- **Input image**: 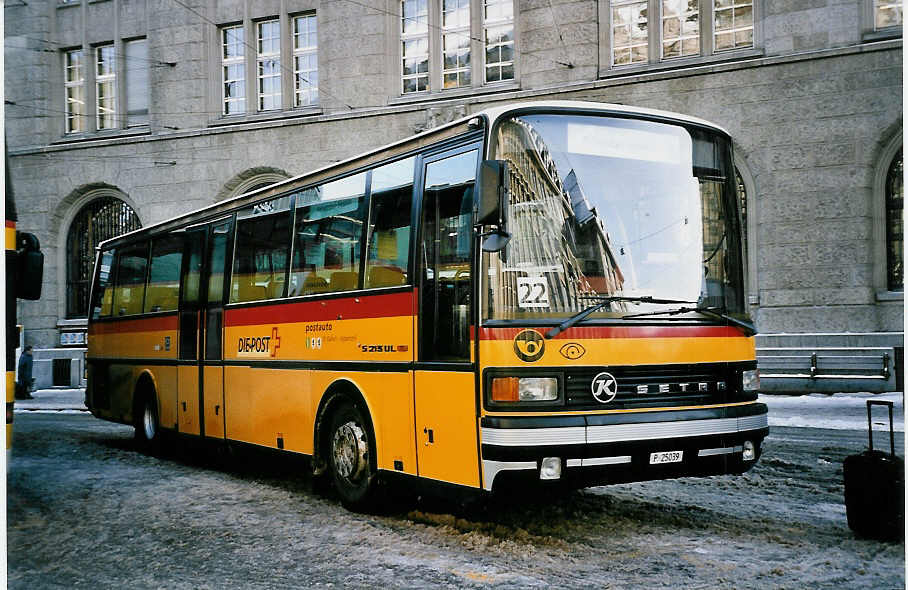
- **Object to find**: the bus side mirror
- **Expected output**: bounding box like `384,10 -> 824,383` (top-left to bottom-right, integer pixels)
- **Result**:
16,232 -> 43,301
477,160 -> 510,252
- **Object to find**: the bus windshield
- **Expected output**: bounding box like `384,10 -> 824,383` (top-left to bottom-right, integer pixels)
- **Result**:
483,113 -> 745,322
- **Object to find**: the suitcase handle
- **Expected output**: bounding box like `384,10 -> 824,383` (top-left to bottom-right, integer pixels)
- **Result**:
867,400 -> 896,457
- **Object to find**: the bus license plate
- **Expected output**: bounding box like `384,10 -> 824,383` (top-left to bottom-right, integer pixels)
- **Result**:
650,451 -> 683,464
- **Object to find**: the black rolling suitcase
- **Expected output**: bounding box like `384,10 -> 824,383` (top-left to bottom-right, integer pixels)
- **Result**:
843,400 -> 904,541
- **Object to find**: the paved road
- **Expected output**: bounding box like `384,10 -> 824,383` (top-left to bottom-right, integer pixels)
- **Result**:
7,393 -> 905,589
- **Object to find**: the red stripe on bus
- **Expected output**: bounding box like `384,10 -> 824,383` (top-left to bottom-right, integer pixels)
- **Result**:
224,290 -> 415,327
478,325 -> 747,340
88,314 -> 179,335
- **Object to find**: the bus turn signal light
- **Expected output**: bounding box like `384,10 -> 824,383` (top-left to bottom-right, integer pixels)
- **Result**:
491,377 -> 558,402
491,377 -> 520,402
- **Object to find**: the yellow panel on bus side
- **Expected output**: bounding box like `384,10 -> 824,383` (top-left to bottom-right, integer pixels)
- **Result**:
414,371 -> 479,488
177,365 -> 200,435
224,366 -> 312,453
309,370 -> 417,476
203,366 -> 225,439
152,365 -> 178,432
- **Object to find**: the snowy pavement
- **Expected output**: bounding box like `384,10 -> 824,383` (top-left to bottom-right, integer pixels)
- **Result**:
8,407 -> 904,588
762,391 -> 904,432
12,388 -> 87,412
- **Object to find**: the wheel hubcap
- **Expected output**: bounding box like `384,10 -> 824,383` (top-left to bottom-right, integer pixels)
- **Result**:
143,403 -> 156,440
332,421 -> 367,481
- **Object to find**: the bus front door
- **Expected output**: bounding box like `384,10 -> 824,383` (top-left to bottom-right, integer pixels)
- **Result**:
413,147 -> 480,489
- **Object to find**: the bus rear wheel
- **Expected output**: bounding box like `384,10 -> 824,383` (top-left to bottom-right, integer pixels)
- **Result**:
134,392 -> 161,453
328,401 -> 377,509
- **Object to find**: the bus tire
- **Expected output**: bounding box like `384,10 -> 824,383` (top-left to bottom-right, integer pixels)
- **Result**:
134,389 -> 161,454
328,400 -> 378,510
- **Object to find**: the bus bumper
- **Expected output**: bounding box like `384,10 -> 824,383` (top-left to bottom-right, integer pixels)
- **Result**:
480,403 -> 768,492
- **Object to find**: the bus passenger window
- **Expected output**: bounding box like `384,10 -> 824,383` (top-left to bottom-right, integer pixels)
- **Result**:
289,173 -> 367,296
112,241 -> 149,316
144,235 -> 183,313
230,196 -> 292,303
91,249 -> 116,319
365,157 -> 414,288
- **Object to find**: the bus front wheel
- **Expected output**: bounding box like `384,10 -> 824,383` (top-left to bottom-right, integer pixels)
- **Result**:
328,401 -> 377,509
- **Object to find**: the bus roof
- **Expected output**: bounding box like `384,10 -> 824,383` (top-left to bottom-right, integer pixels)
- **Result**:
97,100 -> 730,250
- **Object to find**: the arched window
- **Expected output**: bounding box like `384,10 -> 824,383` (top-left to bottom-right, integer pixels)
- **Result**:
886,147 -> 903,291
66,197 -> 142,318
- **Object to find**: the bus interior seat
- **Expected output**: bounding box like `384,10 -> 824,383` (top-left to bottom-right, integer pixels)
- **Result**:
303,273 -> 329,294
144,285 -> 178,312
265,276 -> 284,299
329,271 -> 358,291
238,280 -> 267,302
367,265 -> 406,288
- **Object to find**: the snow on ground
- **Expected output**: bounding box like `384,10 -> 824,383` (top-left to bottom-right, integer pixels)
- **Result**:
761,392 -> 904,432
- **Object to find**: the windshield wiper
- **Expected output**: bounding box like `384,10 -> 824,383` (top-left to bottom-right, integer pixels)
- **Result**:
621,305 -> 756,335
545,295 -> 695,339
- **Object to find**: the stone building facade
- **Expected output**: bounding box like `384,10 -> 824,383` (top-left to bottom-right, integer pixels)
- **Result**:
4,0 -> 903,389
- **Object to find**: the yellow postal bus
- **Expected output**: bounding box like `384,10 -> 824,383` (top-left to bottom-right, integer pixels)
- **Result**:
86,101 -> 767,508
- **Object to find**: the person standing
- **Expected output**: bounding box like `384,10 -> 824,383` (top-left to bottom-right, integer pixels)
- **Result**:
16,345 -> 34,400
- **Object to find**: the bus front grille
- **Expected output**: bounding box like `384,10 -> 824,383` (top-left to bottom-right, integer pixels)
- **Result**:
564,363 -> 738,410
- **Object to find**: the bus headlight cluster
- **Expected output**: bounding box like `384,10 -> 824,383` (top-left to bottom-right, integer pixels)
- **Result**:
491,377 -> 558,402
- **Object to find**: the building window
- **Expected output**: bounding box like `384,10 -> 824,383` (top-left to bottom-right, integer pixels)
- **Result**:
606,0 -> 755,69
611,1 -> 649,66
401,0 -> 430,93
66,196 -> 142,318
257,19 -> 282,111
125,39 -> 149,127
95,45 -> 117,129
886,148 -> 903,292
400,0 -> 515,95
714,0 -> 753,51
483,0 -> 515,83
64,49 -> 85,134
221,25 -> 245,115
293,14 -> 318,106
875,0 -> 903,29
442,0 -> 471,88
662,0 -> 700,58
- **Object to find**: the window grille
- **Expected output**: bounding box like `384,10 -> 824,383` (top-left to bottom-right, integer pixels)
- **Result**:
66,197 -> 142,318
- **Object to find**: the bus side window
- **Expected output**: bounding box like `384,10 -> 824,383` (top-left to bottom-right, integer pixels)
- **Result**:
91,249 -> 116,319
112,241 -> 149,316
365,157 -> 414,289
230,197 -> 293,303
290,173 -> 367,296
144,234 -> 183,313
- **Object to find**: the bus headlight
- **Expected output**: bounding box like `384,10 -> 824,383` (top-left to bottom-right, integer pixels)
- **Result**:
491,377 -> 558,402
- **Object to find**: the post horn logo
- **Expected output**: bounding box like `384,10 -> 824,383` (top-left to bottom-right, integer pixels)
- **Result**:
513,329 -> 545,362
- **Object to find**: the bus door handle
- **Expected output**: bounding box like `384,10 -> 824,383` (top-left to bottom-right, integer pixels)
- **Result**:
423,427 -> 434,445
